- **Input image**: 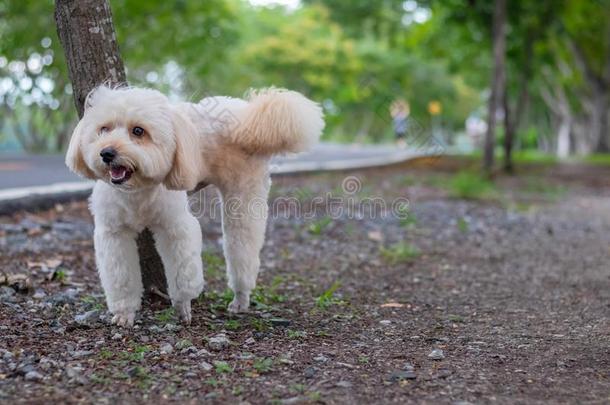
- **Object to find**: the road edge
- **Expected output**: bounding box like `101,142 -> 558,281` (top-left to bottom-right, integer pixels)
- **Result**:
0,150 -> 435,215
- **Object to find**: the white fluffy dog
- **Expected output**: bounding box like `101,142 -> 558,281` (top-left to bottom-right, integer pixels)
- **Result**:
65,85 -> 324,326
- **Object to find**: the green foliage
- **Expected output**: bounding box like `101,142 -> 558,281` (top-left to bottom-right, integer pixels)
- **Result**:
202,251 -> 225,280
449,171 -> 495,200
253,357 -> 273,373
287,330 -> 306,339
2,0 -> 608,155
307,216 -> 333,235
580,153 -> 610,166
315,281 -> 344,309
224,319 -> 241,330
155,307 -> 175,323
380,242 -> 420,264
457,217 -> 469,233
213,361 -> 234,374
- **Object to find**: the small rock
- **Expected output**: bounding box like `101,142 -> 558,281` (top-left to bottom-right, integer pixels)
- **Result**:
195,348 -> 212,357
336,380 -> 352,388
175,339 -> 193,350
17,364 -> 37,375
48,288 -> 79,305
65,366 -> 87,384
111,333 -> 122,341
199,361 -> 213,371
181,346 -> 197,355
428,349 -> 445,360
239,352 -> 255,360
379,320 -> 392,325
313,355 -> 328,363
39,357 -> 56,371
160,343 -> 173,354
163,323 -> 181,332
24,371 -> 43,382
303,366 -> 317,378
32,289 -> 47,299
208,334 -> 231,351
0,286 -> 16,300
270,318 -> 291,327
74,310 -> 100,326
244,337 -> 256,345
70,350 -> 93,358
388,370 -> 417,382
280,397 -> 308,405
367,230 -> 384,242
148,325 -> 163,333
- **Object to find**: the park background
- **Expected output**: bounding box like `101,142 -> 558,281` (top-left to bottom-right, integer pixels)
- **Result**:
2,0 -> 610,170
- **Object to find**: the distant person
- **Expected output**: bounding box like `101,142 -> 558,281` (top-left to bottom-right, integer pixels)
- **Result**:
390,99 -> 409,148
465,114 -> 487,147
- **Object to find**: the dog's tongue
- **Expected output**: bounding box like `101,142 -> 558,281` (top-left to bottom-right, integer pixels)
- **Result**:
110,166 -> 127,180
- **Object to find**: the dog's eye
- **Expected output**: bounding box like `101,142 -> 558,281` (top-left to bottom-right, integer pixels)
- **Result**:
100,126 -> 109,134
132,126 -> 144,137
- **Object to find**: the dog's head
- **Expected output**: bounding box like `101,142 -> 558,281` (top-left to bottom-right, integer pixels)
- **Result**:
65,85 -> 200,191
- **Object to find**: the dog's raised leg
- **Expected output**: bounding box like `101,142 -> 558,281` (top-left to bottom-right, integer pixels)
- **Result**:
94,228 -> 143,327
152,213 -> 204,325
219,174 -> 270,313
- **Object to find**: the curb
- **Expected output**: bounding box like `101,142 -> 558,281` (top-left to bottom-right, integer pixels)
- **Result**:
0,149 -> 432,215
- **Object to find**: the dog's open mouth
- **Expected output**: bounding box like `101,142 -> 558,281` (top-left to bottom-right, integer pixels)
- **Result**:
109,165 -> 133,185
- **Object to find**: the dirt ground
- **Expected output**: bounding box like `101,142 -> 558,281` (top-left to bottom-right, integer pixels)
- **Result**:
0,157 -> 609,404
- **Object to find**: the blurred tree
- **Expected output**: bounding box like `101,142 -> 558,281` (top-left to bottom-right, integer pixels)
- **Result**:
483,0 -> 506,173
0,0 -> 238,151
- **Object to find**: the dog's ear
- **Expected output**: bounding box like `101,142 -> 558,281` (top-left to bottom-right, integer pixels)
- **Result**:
65,119 -> 96,179
164,107 -> 201,191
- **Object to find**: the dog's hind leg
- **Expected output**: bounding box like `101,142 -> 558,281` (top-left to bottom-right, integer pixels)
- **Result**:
94,227 -> 143,327
219,172 -> 270,313
152,212 -> 204,325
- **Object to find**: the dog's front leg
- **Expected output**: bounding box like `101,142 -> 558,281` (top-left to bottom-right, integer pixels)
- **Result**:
152,214 -> 204,325
219,174 -> 270,313
94,227 -> 143,327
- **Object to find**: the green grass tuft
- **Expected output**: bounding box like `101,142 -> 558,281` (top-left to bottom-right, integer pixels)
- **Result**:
315,281 -> 344,310
380,242 -> 420,264
449,171 -> 495,199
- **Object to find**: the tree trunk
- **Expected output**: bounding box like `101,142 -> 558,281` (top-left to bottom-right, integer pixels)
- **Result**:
483,0 -> 507,174
557,117 -> 571,158
503,35 -> 533,173
593,90 -> 610,153
55,0 -> 167,294
502,91 -> 514,173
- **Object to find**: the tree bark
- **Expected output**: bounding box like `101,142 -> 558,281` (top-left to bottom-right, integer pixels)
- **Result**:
503,35 -> 532,173
484,0 -> 507,173
55,0 -> 167,294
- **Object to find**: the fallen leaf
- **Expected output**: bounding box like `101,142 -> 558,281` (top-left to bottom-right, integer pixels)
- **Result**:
381,302 -> 404,308
27,258 -> 62,272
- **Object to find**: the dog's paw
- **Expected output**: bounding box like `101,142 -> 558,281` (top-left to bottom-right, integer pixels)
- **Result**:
111,311 -> 136,328
228,292 -> 250,313
174,300 -> 192,325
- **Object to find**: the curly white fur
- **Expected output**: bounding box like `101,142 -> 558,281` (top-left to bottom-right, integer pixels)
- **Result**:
65,85 -> 324,326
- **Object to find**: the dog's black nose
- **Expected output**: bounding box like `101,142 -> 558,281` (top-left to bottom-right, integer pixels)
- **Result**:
100,147 -> 117,163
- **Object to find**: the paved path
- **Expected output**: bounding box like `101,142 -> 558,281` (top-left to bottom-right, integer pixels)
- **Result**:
0,143 -> 415,191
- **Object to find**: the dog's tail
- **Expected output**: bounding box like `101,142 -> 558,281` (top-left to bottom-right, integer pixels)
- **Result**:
228,88 -> 324,155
